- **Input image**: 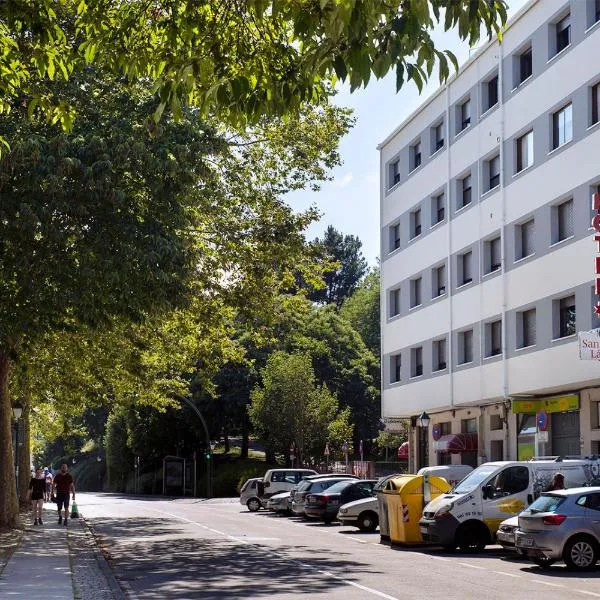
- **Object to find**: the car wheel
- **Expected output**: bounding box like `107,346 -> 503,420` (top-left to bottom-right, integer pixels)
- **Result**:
247,498 -> 261,512
357,512 -> 378,532
457,523 -> 487,553
563,535 -> 599,570
533,557 -> 555,569
323,517 -> 334,524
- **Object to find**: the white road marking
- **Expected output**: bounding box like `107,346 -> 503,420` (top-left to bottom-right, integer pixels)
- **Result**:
458,562 -> 485,570
144,506 -> 401,600
531,580 -> 564,588
492,571 -> 521,578
575,590 -> 600,598
428,555 -> 451,562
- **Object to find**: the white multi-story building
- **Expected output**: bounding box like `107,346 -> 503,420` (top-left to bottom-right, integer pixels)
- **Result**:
379,0 -> 600,470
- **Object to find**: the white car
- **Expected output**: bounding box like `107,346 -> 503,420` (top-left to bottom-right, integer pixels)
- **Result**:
337,497 -> 379,531
267,491 -> 292,514
239,477 -> 265,512
496,516 -> 520,552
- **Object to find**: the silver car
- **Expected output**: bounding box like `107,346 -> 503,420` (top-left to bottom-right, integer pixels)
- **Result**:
515,487 -> 600,569
496,515 -> 520,552
267,491 -> 292,514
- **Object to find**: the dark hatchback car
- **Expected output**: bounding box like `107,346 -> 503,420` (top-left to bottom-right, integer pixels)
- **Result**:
305,480 -> 377,523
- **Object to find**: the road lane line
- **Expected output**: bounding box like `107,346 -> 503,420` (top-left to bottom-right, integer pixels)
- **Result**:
458,562 -> 485,570
575,590 -> 600,598
428,556 -> 451,561
531,580 -> 564,588
145,507 -> 401,600
492,571 -> 521,578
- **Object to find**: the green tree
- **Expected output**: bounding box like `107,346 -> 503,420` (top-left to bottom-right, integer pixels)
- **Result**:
248,351 -> 352,465
0,1 -> 507,146
340,266 -> 380,358
307,226 -> 368,308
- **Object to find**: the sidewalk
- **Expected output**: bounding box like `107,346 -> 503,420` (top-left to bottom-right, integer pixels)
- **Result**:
0,504 -> 123,599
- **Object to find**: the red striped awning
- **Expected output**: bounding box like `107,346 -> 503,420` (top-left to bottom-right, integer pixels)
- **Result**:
434,433 -> 478,454
397,441 -> 409,459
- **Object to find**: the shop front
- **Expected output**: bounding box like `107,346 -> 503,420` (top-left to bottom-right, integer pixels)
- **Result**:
513,394 -> 581,459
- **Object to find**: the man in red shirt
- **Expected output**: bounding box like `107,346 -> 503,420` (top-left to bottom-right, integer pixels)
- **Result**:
53,463 -> 76,526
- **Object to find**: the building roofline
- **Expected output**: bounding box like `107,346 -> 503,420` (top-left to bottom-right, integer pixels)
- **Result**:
377,0 -> 538,151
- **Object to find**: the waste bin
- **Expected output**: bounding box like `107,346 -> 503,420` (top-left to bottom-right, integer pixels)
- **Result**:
376,474 -> 402,540
383,474 -> 451,544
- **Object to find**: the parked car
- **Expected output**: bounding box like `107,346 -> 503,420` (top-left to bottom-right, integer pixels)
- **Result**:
260,469 -> 317,499
496,516 -> 520,552
267,491 -> 292,514
515,487 -> 600,569
305,479 -> 377,523
239,477 -> 264,512
291,476 -> 357,516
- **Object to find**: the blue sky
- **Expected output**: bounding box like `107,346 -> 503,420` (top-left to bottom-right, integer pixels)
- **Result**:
287,1 -> 527,266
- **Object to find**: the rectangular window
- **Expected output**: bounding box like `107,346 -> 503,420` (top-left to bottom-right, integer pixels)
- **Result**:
486,236 -> 501,273
519,47 -> 532,84
490,414 -> 503,431
592,83 -> 600,126
391,354 -> 401,383
390,288 -> 401,317
460,174 -> 472,209
433,339 -> 447,371
431,193 -> 445,225
556,14 -> 571,54
433,264 -> 446,297
552,103 -> 573,149
390,223 -> 401,252
516,130 -> 533,172
487,76 -> 498,110
434,122 -> 444,152
460,250 -> 472,285
460,330 -> 473,364
411,141 -> 422,170
460,99 -> 471,131
411,277 -> 422,308
558,295 -> 576,338
555,198 -> 574,242
487,319 -> 502,357
517,219 -> 535,259
411,208 -> 421,238
462,417 -> 477,434
389,160 -> 400,187
488,155 -> 500,190
519,308 -> 536,348
412,347 -> 423,377
597,0 -> 600,24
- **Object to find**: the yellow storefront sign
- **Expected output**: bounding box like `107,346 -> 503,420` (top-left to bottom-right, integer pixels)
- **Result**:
512,394 -> 579,414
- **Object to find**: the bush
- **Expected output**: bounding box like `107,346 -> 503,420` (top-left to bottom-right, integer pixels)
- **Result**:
196,457 -> 277,497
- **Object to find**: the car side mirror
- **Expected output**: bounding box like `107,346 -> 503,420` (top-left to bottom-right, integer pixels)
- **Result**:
482,485 -> 491,500
264,481 -> 270,488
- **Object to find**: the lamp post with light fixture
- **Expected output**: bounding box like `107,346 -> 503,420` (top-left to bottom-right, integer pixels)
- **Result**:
11,402 -> 23,493
416,411 -> 430,469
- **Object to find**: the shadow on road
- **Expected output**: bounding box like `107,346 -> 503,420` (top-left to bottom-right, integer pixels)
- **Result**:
90,517 -> 384,599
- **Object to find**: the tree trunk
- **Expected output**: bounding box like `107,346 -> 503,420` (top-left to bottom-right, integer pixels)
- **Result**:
0,348 -> 19,527
240,417 -> 249,459
223,433 -> 230,454
18,402 -> 31,508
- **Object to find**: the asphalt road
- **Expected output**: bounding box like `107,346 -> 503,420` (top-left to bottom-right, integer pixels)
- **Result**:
78,493 -> 600,600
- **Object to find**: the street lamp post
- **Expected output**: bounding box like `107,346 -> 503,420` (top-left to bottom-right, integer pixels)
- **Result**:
416,411 -> 431,469
11,402 -> 23,493
341,441 -> 348,474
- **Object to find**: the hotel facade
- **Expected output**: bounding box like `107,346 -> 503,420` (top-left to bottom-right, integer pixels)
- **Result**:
379,0 -> 600,470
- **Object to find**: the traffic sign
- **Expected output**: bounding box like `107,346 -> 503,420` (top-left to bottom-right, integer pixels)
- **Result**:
537,409 -> 548,432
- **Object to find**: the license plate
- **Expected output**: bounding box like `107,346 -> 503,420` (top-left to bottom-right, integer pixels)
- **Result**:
517,537 -> 534,548
420,526 -> 428,534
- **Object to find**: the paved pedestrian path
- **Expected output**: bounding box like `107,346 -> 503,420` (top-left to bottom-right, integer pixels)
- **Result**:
0,506 -> 74,599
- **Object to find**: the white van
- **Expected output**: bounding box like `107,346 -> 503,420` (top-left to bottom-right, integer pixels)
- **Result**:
338,465 -> 473,532
419,457 -> 600,551
260,469 -> 317,498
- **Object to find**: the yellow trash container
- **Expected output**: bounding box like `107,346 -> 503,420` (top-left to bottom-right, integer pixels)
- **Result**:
376,474 -> 403,540
383,475 -> 451,544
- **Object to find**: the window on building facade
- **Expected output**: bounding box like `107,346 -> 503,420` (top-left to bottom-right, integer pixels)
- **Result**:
555,14 -> 571,54
596,0 -> 600,24
389,159 -> 400,187
554,198 -> 574,243
557,295 -> 576,338
462,417 -> 477,434
519,308 -> 536,348
459,250 -> 473,286
433,122 -> 444,152
390,288 -> 401,317
460,174 -> 472,209
487,75 -> 498,111
433,338 -> 447,371
412,346 -> 423,377
390,223 -> 401,252
410,277 -> 422,308
517,218 -> 535,259
516,130 -> 533,172
431,192 -> 445,226
488,155 -> 500,190
411,207 -> 422,238
490,414 -> 503,431
485,236 -> 501,274
592,82 -> 600,126
433,264 -> 446,297
487,319 -> 502,357
411,140 -> 422,171
518,46 -> 533,85
459,329 -> 474,364
552,103 -> 573,149
460,98 -> 471,132
391,354 -> 401,383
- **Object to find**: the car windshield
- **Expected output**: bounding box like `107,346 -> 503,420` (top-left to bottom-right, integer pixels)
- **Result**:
527,494 -> 565,514
453,466 -> 498,494
323,480 -> 353,494
296,480 -> 312,492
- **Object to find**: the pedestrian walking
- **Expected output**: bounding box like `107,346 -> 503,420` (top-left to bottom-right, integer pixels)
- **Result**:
53,463 -> 76,526
28,467 -> 46,525
44,467 -> 53,502
548,472 -> 566,491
